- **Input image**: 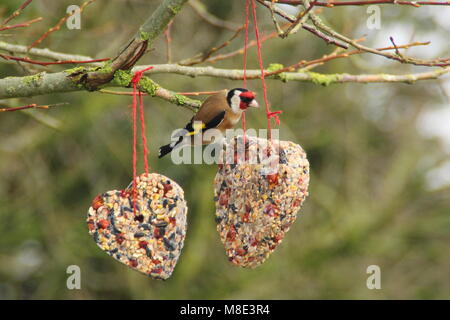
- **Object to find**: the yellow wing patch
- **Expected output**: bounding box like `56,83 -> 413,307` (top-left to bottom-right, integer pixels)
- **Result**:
185,122 -> 206,136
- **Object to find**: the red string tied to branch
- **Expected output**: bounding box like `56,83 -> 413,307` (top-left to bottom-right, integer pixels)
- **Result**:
130,66 -> 154,214
131,66 -> 154,86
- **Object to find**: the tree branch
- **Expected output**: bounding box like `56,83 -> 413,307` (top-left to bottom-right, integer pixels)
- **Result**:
1,0 -> 448,113
0,41 -> 103,64
140,64 -> 450,83
278,0 -> 450,7
256,0 -> 349,48
1,65 -> 447,104
81,0 -> 190,89
0,69 -> 201,111
308,13 -> 450,67
258,1 -> 450,67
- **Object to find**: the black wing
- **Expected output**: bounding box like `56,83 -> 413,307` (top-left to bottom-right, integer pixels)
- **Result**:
184,111 -> 226,134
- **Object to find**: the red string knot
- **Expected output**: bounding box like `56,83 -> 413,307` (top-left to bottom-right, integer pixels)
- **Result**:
267,110 -> 283,125
131,66 -> 154,87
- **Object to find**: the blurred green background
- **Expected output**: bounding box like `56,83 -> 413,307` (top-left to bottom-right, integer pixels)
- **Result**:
0,0 -> 449,299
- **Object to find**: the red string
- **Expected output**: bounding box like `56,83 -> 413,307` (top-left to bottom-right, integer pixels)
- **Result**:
250,0 -> 283,141
130,66 -> 154,214
243,0 -> 250,89
241,0 -> 250,148
138,91 -> 149,175
131,87 -> 138,213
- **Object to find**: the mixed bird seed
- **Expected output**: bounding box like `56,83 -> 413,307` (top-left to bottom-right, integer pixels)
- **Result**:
214,136 -> 310,268
87,173 -> 188,280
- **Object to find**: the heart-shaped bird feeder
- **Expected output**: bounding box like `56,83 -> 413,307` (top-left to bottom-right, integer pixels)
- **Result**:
214,136 -> 309,268
87,173 -> 188,280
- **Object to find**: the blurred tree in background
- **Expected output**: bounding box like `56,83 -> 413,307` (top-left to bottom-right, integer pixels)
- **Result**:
0,0 -> 449,299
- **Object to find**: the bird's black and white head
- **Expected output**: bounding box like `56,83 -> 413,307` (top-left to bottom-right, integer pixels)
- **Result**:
227,88 -> 259,114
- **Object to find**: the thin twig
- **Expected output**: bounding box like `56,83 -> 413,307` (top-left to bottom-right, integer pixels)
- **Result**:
265,41 -> 432,77
0,41 -> 100,63
0,17 -> 42,32
178,25 -> 245,66
28,0 -> 97,50
164,21 -> 173,63
0,53 -> 110,66
189,0 -> 241,31
280,0 -> 315,38
309,13 -> 450,67
201,26 -> 287,65
278,0 -> 450,7
1,0 -> 33,26
390,36 -> 402,57
256,0 -> 349,48
0,102 -> 68,112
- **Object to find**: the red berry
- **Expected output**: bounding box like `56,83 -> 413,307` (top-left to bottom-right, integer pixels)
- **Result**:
97,219 -> 109,229
138,241 -> 148,249
267,173 -> 279,185
91,195 -> 104,210
116,233 -> 125,244
273,234 -> 283,243
219,193 -> 229,207
163,183 -> 173,195
226,227 -> 236,241
129,259 -> 138,268
154,228 -> 164,239
87,220 -> 95,231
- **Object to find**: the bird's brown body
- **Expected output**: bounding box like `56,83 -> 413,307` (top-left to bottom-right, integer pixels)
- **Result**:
159,88 -> 258,158
193,90 -> 242,134
190,90 -> 242,144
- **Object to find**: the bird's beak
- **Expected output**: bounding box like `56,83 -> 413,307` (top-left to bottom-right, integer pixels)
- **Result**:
249,99 -> 259,108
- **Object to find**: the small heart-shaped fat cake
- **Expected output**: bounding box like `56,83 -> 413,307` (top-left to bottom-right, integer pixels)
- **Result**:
87,173 -> 188,280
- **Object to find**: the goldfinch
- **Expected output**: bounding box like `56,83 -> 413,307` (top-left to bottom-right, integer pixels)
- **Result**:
158,88 -> 259,158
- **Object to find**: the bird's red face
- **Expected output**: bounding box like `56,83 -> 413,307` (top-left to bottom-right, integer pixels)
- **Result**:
227,88 -> 259,113
239,90 -> 259,110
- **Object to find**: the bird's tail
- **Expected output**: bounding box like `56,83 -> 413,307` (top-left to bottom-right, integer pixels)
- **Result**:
158,136 -> 184,158
158,143 -> 174,158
